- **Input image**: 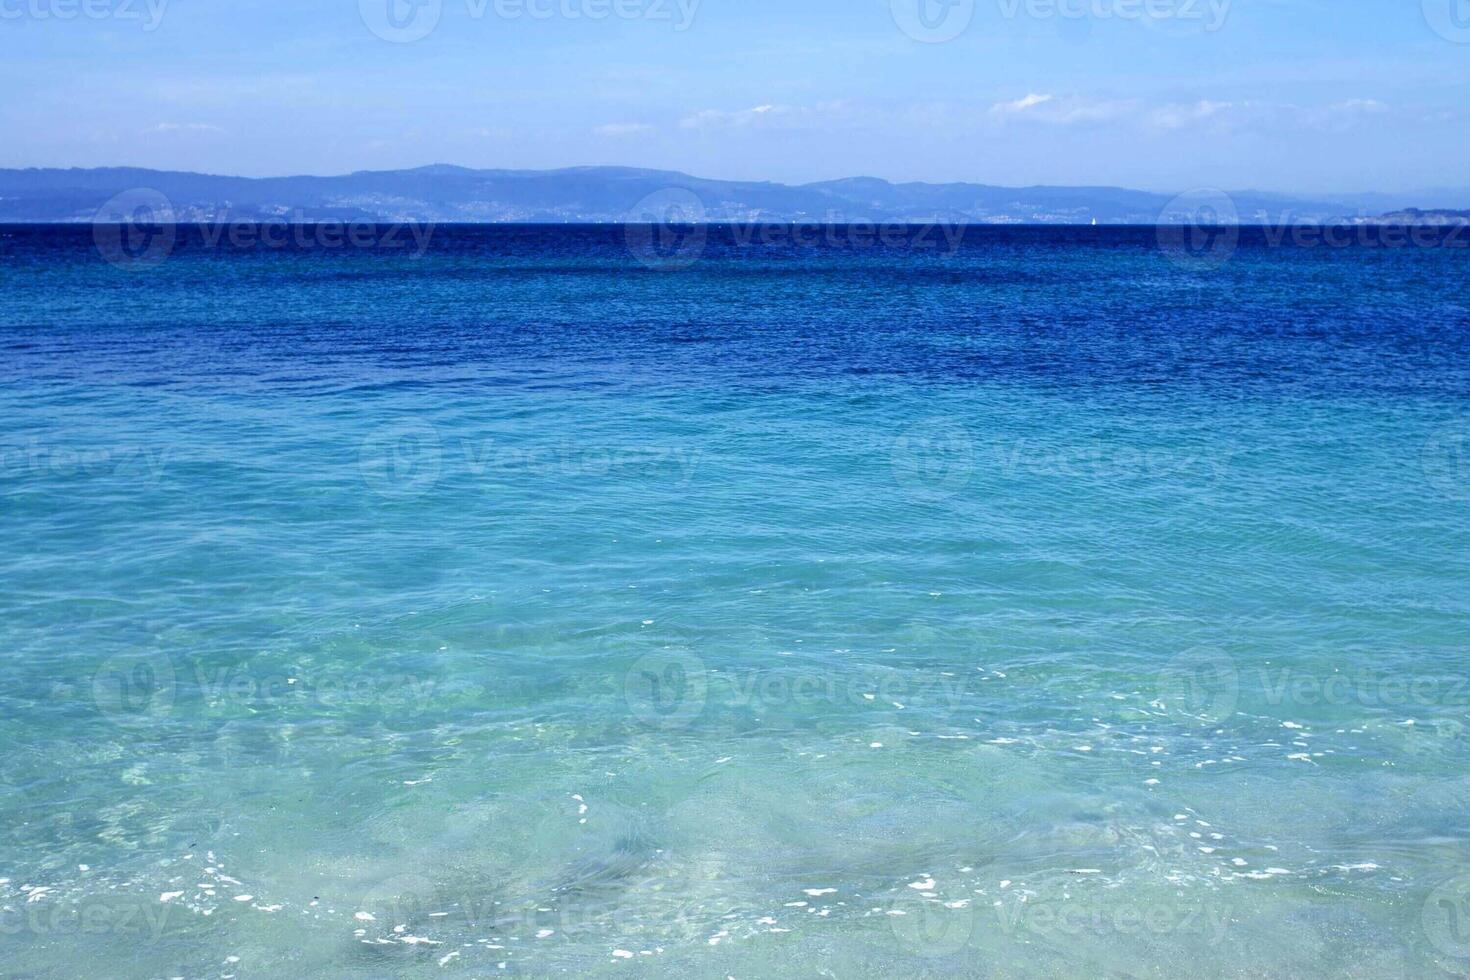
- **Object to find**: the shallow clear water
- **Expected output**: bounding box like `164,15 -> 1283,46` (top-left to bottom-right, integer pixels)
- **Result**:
2,225 -> 1469,978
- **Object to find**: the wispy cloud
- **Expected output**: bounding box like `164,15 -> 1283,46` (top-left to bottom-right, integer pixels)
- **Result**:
1147,100 -> 1234,130
680,104 -> 788,129
990,93 -> 1055,116
989,94 -> 1137,124
986,95 -> 1391,133
148,122 -> 224,134
593,123 -> 655,137
678,101 -> 866,133
1328,99 -> 1386,114
670,95 -> 1397,146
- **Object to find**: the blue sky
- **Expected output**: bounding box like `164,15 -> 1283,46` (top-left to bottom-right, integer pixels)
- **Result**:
2,0 -> 1468,193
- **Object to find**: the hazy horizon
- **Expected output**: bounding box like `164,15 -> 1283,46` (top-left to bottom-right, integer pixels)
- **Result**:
7,160 -> 1470,202
4,1 -> 1469,195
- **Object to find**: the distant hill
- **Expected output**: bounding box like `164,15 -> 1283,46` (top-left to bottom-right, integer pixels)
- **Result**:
0,165 -> 1443,224
1361,208 -> 1470,225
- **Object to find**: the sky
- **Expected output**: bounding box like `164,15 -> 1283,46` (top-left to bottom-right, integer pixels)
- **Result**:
2,0 -> 1468,194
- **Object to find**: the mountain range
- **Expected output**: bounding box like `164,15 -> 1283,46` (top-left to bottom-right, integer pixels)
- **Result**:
1,165 -> 1466,224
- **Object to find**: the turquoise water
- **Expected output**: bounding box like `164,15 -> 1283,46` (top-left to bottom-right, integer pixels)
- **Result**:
3,225 -> 1470,977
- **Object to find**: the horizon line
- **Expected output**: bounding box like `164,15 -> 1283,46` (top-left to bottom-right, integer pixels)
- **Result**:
4,162 -> 1464,202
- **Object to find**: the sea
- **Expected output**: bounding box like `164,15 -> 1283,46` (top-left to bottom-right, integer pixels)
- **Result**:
1,222 -> 1468,978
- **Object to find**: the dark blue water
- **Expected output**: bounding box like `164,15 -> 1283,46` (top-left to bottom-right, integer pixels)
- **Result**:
4,224 -> 1468,397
